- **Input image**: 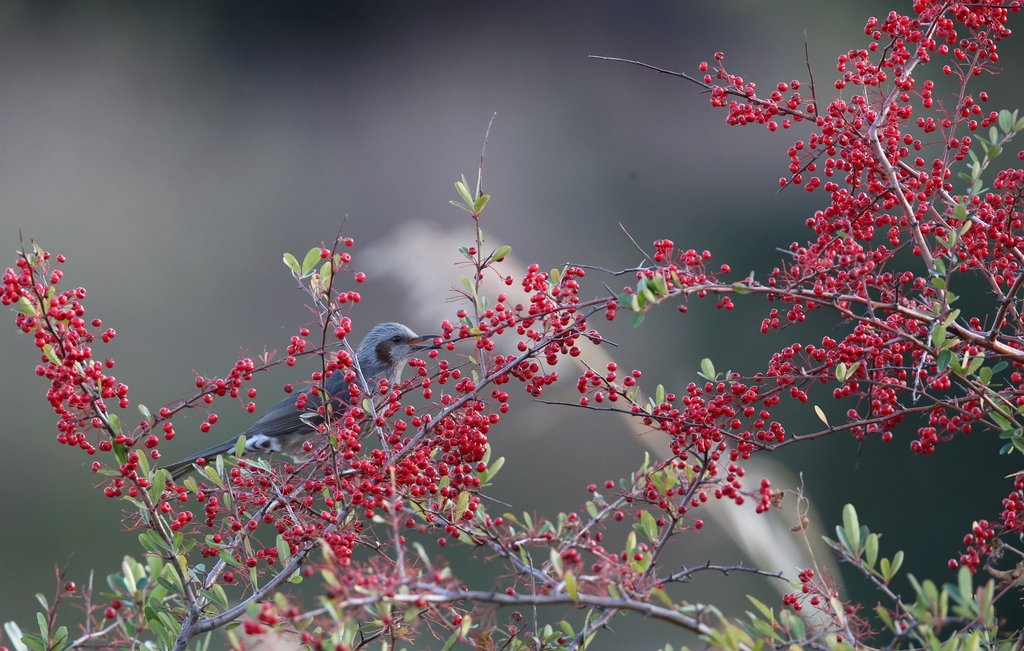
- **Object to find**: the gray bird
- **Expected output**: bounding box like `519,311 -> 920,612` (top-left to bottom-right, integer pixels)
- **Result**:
165,322 -> 439,479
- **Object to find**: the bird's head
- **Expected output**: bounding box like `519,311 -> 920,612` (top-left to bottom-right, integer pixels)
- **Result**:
356,322 -> 441,383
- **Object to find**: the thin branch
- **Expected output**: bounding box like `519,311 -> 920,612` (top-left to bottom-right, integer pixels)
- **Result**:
299,586 -> 753,651
990,271 -> 1024,343
619,223 -> 655,266
667,560 -> 788,583
804,30 -> 819,119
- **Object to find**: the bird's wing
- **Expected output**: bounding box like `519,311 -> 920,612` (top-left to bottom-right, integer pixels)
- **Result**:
239,383 -> 355,440
238,393 -> 318,440
165,393 -> 314,479
166,382 -> 355,480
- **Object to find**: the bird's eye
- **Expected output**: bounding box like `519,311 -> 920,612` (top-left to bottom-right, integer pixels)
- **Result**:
391,335 -> 403,343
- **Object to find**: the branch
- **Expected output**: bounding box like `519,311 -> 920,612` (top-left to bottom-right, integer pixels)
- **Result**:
301,585 -> 750,651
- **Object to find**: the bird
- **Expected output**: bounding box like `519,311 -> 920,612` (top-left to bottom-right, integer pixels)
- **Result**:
165,322 -> 440,480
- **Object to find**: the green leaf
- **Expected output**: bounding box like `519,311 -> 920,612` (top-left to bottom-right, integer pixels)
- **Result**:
786,609 -> 806,639
931,324 -> 947,348
953,204 -> 967,221
889,550 -> 904,577
747,595 -> 774,621
651,272 -> 669,296
473,194 -> 490,213
455,180 -> 474,207
235,435 -> 246,459
3,622 -> 28,651
966,353 -> 985,375
319,260 -> 333,291
157,611 -> 181,636
864,533 -> 879,570
123,496 -> 148,511
629,311 -> 645,328
14,296 -> 38,316
449,200 -> 472,213
521,511 -> 533,530
731,281 -> 750,294
987,144 -> 1003,159
655,384 -> 666,405
637,510 -> 658,541
440,630 -> 459,651
19,635 -> 45,651
52,626 -> 68,651
979,366 -> 993,385
138,532 -> 159,554
565,570 -> 578,603
747,619 -> 781,643
835,362 -> 848,383
493,245 -> 511,261
204,465 -> 224,489
36,612 -> 48,641
150,469 -> 169,504
276,534 -> 292,565
700,358 -> 716,381
992,410 -> 1013,430
814,405 -> 829,428
649,471 -> 666,497
460,275 -> 475,295
455,491 -> 470,521
146,529 -> 172,553
957,565 -> 973,605
199,587 -> 229,611
282,252 -> 300,275
875,605 -> 896,631
842,504 -> 861,555
301,248 -> 322,276
999,109 -> 1014,133
412,541 -> 431,567
479,456 -> 504,484
998,427 -> 1023,446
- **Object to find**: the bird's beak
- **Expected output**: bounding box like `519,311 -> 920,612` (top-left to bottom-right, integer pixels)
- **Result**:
409,334 -> 444,351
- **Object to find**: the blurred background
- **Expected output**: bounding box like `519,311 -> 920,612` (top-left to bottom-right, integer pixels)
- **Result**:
2,0 -> 1023,647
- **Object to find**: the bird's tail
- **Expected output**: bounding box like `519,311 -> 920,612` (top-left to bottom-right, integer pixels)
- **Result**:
164,437 -> 242,481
